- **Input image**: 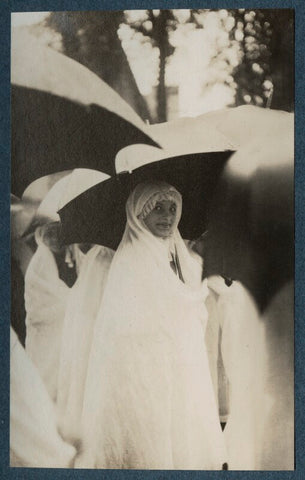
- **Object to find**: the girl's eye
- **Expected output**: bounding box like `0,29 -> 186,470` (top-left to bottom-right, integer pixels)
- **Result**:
155,205 -> 162,211
170,206 -> 176,213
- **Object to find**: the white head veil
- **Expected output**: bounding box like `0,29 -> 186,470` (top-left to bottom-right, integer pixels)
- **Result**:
114,181 -> 204,291
77,182 -> 226,469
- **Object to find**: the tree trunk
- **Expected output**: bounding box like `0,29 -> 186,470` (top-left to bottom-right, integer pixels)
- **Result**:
157,43 -> 167,122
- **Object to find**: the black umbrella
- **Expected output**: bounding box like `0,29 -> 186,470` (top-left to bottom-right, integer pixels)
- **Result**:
58,105 -> 293,311
203,126 -> 294,311
58,151 -> 233,249
11,29 -> 159,198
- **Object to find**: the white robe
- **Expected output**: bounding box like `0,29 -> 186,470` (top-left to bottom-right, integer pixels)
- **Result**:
205,282 -> 229,424
259,281 -> 294,470
10,328 -> 76,468
75,183 -> 227,469
206,277 -> 294,470
56,245 -> 115,443
24,243 -> 70,401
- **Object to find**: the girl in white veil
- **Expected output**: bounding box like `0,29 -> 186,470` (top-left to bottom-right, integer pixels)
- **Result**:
76,181 -> 227,470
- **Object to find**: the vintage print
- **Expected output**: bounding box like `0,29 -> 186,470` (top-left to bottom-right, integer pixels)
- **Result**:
10,9 -> 294,470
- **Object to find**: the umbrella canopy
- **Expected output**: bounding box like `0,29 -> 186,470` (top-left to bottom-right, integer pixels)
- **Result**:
58,150 -> 233,249
203,111 -> 294,311
194,104 -> 293,148
27,169 -> 109,232
58,112 -> 236,247
147,115 -> 237,156
11,29 -> 160,197
34,175 -> 73,225
58,106 -> 293,311
11,171 -> 72,239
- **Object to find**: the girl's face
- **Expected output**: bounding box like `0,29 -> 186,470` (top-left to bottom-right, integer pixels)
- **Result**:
143,200 -> 178,239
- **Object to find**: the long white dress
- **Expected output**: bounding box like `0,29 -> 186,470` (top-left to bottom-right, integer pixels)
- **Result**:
204,276 -> 294,470
75,182 -> 227,469
24,242 -> 70,401
10,328 -> 76,468
205,277 -> 268,469
24,223 -> 88,402
56,245 -> 115,443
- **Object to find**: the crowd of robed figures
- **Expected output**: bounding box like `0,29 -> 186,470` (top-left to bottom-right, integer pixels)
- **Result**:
10,30 -> 294,471
11,180 -> 293,470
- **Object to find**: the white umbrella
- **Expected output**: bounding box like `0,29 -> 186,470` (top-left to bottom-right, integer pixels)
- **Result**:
11,29 -> 160,197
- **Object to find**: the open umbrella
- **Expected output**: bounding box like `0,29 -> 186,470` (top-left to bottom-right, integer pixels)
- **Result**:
57,112 -> 236,247
22,169 -> 110,236
11,29 -> 160,198
203,111 -> 294,311
59,111 -> 234,249
58,106 -> 293,311
145,105 -> 294,310
189,104 -> 293,148
11,171 -> 72,240
58,149 -> 233,249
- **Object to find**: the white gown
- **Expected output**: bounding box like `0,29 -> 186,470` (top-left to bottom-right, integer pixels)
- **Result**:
24,243 -> 70,401
75,182 -> 227,469
56,245 -> 115,443
205,277 -> 294,470
10,328 -> 76,468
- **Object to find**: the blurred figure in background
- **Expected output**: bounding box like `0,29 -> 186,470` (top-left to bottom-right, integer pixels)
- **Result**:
56,244 -> 115,444
192,233 -> 294,470
11,196 -> 36,346
10,327 -> 76,467
24,221 -> 90,401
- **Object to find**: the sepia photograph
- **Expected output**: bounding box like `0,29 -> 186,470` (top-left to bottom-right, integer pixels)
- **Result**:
9,6 -> 294,472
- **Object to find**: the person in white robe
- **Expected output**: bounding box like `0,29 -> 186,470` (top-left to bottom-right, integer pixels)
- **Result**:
10,327 -> 76,468
24,222 -> 86,401
203,275 -> 294,470
56,244 -> 115,443
75,181 -> 227,470
258,280 -> 294,470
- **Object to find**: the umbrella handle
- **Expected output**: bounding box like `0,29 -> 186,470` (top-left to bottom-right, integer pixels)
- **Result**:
194,230 -> 209,243
222,276 -> 233,287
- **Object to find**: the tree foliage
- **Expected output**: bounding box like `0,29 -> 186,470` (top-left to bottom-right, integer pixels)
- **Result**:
125,9 -> 176,122
228,9 -> 294,111
45,9 -> 294,122
46,11 -> 151,120
125,8 -> 294,114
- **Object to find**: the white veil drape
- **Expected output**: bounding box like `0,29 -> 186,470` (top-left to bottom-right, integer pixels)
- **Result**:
76,182 -> 227,469
24,240 -> 70,401
206,276 -> 293,470
10,328 -> 76,467
56,244 -> 115,442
